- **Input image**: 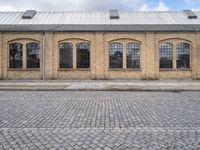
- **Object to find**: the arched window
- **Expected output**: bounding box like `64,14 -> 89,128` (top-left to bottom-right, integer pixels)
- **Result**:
59,42 -> 73,68
26,42 -> 40,68
109,43 -> 123,68
176,43 -> 190,69
9,42 -> 23,68
159,43 -> 173,69
126,43 -> 140,68
76,43 -> 90,68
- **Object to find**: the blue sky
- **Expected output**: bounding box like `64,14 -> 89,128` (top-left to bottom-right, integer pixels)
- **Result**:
160,0 -> 199,10
0,0 -> 199,11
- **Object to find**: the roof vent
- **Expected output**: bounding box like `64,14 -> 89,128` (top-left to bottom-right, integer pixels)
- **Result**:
110,10 -> 119,19
183,10 -> 197,19
22,10 -> 36,19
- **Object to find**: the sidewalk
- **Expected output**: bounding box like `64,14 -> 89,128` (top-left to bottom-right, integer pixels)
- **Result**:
0,80 -> 200,91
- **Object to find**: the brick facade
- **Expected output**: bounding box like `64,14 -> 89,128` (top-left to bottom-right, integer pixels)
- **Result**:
0,32 -> 199,80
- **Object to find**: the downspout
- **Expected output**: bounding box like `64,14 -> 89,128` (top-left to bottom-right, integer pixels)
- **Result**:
42,33 -> 45,80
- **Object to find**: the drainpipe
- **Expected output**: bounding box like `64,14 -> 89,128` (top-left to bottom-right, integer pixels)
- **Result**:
42,33 -> 45,80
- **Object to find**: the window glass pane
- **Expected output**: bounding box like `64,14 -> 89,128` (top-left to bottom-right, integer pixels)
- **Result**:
59,43 -> 73,68
126,43 -> 140,68
9,43 -> 23,68
26,43 -> 40,68
159,43 -> 173,68
76,43 -> 90,68
109,43 -> 123,68
176,43 -> 190,69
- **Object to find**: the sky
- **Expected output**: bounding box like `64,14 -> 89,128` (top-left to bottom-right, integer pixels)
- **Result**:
0,0 -> 200,11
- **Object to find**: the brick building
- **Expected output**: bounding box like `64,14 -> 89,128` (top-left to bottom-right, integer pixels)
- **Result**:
0,10 -> 200,80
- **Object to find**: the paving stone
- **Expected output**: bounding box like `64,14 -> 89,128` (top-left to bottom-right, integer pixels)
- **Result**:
0,91 -> 200,149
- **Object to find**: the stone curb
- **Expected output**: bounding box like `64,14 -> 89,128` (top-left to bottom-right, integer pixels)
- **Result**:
0,81 -> 200,91
0,86 -> 199,91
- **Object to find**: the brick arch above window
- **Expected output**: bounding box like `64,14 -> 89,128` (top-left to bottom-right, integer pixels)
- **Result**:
159,38 -> 191,44
108,38 -> 141,44
58,38 -> 91,44
8,38 -> 40,44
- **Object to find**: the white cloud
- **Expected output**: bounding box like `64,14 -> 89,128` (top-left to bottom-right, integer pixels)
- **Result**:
139,1 -> 169,11
0,5 -> 22,11
192,8 -> 200,11
155,1 -> 169,11
0,0 -> 170,11
0,0 -> 147,11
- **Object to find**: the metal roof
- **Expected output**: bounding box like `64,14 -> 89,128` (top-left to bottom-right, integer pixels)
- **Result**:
0,11 -> 200,32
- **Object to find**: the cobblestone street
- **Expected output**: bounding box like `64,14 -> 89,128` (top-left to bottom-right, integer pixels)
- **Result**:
0,91 -> 200,150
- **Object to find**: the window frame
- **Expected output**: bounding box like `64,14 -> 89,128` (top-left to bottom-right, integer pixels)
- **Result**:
109,42 -> 123,69
176,42 -> 190,69
9,42 -> 23,69
26,42 -> 40,69
8,39 -> 41,70
159,42 -> 173,69
59,42 -> 73,69
76,42 -> 90,69
126,42 -> 140,69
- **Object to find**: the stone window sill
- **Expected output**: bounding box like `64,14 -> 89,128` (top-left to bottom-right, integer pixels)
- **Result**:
8,68 -> 40,71
160,68 -> 191,71
109,68 -> 141,71
58,68 -> 91,71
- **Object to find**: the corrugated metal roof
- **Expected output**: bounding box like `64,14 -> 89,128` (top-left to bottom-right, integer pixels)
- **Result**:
0,11 -> 200,32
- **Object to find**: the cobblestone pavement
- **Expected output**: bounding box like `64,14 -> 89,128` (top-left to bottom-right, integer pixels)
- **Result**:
0,91 -> 200,150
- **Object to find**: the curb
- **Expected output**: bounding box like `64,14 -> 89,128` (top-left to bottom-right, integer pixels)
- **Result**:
0,87 -> 199,92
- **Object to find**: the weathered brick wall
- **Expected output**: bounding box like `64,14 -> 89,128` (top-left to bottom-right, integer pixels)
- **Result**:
155,32 -> 198,79
44,33 -> 54,80
145,33 -> 156,80
104,32 -> 146,79
1,32 -> 43,80
0,32 -> 2,79
197,33 -> 200,79
53,32 -> 95,79
0,32 -> 199,80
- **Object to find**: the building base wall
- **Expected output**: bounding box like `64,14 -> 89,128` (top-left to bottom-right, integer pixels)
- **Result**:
0,32 -> 199,80
159,70 -> 192,79
7,70 -> 41,80
58,70 -> 91,80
